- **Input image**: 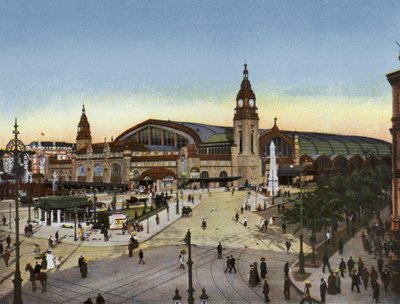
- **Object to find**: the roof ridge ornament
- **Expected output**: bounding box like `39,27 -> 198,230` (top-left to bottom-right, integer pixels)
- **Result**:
243,62 -> 248,80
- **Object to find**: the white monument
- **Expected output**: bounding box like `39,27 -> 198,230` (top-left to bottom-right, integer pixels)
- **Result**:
268,141 -> 279,203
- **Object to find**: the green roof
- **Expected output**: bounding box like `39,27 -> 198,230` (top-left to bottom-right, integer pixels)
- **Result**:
38,196 -> 90,210
203,132 -> 233,144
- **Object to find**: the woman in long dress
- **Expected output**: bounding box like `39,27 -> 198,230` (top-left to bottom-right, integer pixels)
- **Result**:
46,251 -> 56,270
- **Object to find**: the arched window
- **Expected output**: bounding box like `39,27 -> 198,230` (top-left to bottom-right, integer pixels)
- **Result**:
349,156 -> 363,170
219,170 -> 228,187
264,138 -> 292,157
111,163 -> 122,183
200,171 -> 209,179
94,164 -> 103,177
315,155 -> 332,169
333,156 -> 348,169
77,165 -> 86,176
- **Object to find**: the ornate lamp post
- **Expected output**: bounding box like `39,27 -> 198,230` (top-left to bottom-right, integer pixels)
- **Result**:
92,187 -> 97,225
74,206 -> 77,242
186,229 -> 195,304
199,287 -> 209,304
0,118 -> 32,304
298,158 -> 305,275
9,202 -> 12,229
172,287 -> 182,304
176,162 -> 180,215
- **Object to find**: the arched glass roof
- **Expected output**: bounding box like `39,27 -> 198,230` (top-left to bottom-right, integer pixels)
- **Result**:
282,131 -> 391,156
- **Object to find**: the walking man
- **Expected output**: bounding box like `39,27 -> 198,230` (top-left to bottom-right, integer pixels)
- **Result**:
370,266 -> 378,286
6,234 -> 11,249
217,242 -> 222,259
339,258 -> 346,278
96,293 -> 105,304
55,231 -> 59,244
320,278 -> 327,303
322,254 -> 331,273
224,256 -> 231,273
138,249 -> 145,264
362,267 -> 370,290
285,240 -> 291,254
2,215 -> 6,226
300,281 -> 312,304
347,256 -> 355,277
338,238 -> 344,255
283,276 -> 291,300
262,279 -> 270,303
351,270 -> 361,293
230,255 -> 237,273
3,249 -> 10,267
373,282 -> 380,303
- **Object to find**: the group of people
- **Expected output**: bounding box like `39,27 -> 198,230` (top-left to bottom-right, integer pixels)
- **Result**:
1,235 -> 12,267
248,260 -> 273,303
24,223 -> 34,237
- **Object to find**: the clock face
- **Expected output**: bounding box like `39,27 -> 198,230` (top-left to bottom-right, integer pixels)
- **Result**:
238,99 -> 243,107
249,99 -> 255,107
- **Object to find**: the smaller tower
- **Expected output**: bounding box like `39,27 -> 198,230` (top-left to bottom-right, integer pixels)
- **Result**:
76,105 -> 92,151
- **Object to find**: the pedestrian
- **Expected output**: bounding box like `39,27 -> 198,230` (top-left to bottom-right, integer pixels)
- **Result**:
201,218 -> 207,230
325,231 -> 331,245
262,279 -> 270,303
283,276 -> 291,300
254,262 -> 261,285
357,257 -> 365,277
371,266 -> 378,286
372,282 -> 380,303
240,205 -> 244,214
230,255 -> 237,273
48,236 -> 54,249
338,238 -> 344,255
83,298 -> 93,304
3,249 -> 10,267
138,249 -> 145,264
260,257 -> 267,279
377,257 -> 384,274
320,278 -> 327,303
179,254 -> 185,269
24,225 -> 29,237
104,227 -> 109,242
78,255 -> 84,268
284,262 -> 290,278
0,241 -> 3,256
362,267 -> 370,290
249,264 -> 257,287
335,271 -> 341,294
2,215 -> 6,226
80,258 -> 88,278
322,254 -> 331,273
280,221 -> 287,233
217,242 -> 222,259
128,241 -> 133,257
327,271 -> 336,295
351,270 -> 360,293
285,240 -> 291,254
381,269 -> 390,291
347,256 -> 355,277
34,261 -> 42,278
383,242 -> 390,258
96,293 -> 105,304
339,258 -> 346,278
235,212 -> 239,222
243,217 -> 248,228
155,214 -> 160,225
300,281 -> 312,304
6,234 -> 11,249
224,256 -> 231,273
34,244 -> 41,259
55,231 -> 59,243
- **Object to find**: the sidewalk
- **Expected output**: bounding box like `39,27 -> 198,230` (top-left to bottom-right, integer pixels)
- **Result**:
0,188 -> 222,248
289,208 -> 399,304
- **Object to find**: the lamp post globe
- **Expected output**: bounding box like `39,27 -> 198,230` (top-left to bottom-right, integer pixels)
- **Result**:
172,287 -> 182,304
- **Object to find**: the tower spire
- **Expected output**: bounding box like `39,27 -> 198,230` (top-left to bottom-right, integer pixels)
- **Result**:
243,62 -> 248,80
82,103 -> 85,114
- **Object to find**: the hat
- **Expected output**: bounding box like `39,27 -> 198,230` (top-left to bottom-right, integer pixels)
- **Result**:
261,257 -> 265,261
335,269 -> 339,273
304,280 -> 310,284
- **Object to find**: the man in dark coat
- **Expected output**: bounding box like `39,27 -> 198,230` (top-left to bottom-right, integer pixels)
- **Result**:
0,241 -> 3,256
320,278 -> 327,303
217,242 -> 222,259
381,269 -> 390,291
3,249 -> 10,267
224,256 -> 231,273
285,240 -> 291,253
322,254 -> 331,273
283,276 -> 291,300
230,255 -> 237,273
128,241 -> 133,257
372,282 -> 380,303
78,255 -> 84,268
347,256 -> 355,277
6,234 -> 11,249
80,259 -> 88,278
249,265 -> 257,287
138,249 -> 145,264
370,266 -> 378,286
284,262 -> 290,278
262,279 -> 270,303
254,262 -> 261,285
34,261 -> 42,278
351,270 -> 360,293
339,258 -> 346,278
96,293 -> 105,304
55,231 -> 59,244
2,215 -> 6,226
377,257 -> 384,274
338,238 -> 344,255
362,268 -> 370,290
83,298 -> 93,304
260,257 -> 267,279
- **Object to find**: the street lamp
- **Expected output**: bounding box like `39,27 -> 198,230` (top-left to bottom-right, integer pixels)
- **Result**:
92,187 -> 97,226
199,287 -> 209,304
172,287 -> 182,304
186,229 -> 195,304
298,158 -> 305,275
166,203 -> 170,221
74,206 -> 77,242
9,202 -> 12,229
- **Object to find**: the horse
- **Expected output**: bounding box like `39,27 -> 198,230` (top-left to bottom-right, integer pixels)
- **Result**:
25,263 -> 47,293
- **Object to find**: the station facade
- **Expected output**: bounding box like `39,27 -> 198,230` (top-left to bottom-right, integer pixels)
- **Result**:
48,65 -> 392,192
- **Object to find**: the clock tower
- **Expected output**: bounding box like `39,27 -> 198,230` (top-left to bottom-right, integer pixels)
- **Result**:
233,64 -> 260,186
